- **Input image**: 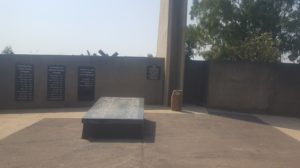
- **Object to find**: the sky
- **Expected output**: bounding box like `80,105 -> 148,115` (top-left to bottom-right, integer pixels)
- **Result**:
0,0 -> 193,56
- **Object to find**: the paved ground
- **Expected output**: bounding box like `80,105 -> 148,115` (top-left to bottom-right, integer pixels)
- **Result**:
1,106 -> 300,167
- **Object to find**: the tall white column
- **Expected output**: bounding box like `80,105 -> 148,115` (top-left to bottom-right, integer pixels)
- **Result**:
157,0 -> 188,105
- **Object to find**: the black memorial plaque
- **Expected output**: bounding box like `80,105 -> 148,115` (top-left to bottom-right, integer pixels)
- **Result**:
147,65 -> 161,80
78,67 -> 95,101
15,64 -> 34,101
47,65 -> 65,101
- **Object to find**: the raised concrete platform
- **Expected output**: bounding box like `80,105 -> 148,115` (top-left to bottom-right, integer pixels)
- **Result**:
81,97 -> 144,139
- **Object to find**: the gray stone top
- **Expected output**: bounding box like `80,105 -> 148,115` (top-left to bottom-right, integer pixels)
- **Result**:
83,97 -> 144,121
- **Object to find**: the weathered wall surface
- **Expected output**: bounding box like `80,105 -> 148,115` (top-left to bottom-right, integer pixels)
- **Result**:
183,61 -> 208,105
270,64 -> 300,116
0,55 -> 164,109
207,62 -> 275,113
184,61 -> 300,117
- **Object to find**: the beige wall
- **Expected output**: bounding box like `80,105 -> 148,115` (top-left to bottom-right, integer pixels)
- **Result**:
0,55 -> 164,109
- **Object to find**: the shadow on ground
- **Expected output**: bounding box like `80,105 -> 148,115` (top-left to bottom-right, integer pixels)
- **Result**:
184,105 -> 300,133
183,106 -> 267,125
145,105 -> 170,111
207,108 -> 268,125
86,119 -> 156,143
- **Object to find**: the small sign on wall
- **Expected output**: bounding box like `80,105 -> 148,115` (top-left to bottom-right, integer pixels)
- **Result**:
47,65 -> 65,101
147,65 -> 161,80
78,67 -> 96,101
15,64 -> 34,101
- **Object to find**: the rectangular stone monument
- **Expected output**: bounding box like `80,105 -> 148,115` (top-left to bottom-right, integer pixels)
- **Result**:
82,97 -> 144,139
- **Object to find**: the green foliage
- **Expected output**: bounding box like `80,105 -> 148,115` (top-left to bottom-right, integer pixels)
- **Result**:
188,0 -> 300,62
185,25 -> 198,60
202,33 -> 280,62
239,33 -> 280,62
147,53 -> 154,58
1,46 -> 14,55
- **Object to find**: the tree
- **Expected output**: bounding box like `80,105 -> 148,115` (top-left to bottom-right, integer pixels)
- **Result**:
202,33 -> 281,62
1,46 -> 14,55
188,0 -> 300,62
147,54 -> 154,58
239,33 -> 280,62
185,25 -> 198,60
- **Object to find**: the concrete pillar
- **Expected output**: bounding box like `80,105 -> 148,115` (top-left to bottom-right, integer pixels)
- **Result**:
156,0 -> 188,105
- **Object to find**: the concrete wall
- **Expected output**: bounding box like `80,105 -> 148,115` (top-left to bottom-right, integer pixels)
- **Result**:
184,61 -> 300,117
183,61 -> 208,105
0,55 -> 164,109
207,62 -> 275,113
270,64 -> 300,116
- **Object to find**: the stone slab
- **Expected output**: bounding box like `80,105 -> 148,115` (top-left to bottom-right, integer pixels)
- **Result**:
82,97 -> 144,139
